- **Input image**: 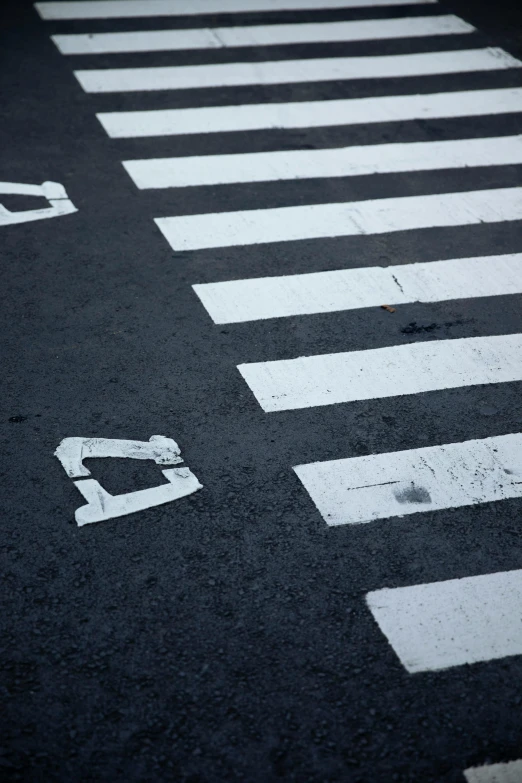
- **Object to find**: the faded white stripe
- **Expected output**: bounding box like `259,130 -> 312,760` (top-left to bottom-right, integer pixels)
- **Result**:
294,432 -> 522,526
238,333 -> 522,412
52,16 -> 472,55
366,566 -> 522,672
193,253 -> 522,324
155,187 -> 522,251
97,87 -> 522,138
74,48 -> 520,93
124,134 -> 522,189
35,0 -> 438,21
464,760 -> 522,783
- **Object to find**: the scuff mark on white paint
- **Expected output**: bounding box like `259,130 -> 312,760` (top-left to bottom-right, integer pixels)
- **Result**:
294,432 -> 522,525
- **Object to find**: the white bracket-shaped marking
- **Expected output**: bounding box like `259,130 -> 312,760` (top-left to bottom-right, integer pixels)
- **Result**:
0,180 -> 77,226
55,435 -> 202,526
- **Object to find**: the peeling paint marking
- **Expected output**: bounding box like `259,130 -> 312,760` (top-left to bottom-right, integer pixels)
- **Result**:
97,87 -> 522,139
155,186 -> 522,251
193,253 -> 522,324
52,16 -> 473,55
293,432 -> 522,526
124,134 -> 522,189
35,0 -> 438,21
74,48 -> 521,93
238,333 -> 522,412
464,759 -> 522,783
366,568 -> 522,672
55,435 -> 202,525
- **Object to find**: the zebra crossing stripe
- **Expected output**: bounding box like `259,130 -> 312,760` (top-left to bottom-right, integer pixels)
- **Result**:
98,88 -> 522,139
366,567 -> 522,672
464,760 -> 522,783
238,333 -> 522,412
35,0 -> 438,21
97,87 -> 522,139
123,134 -> 522,189
74,48 -> 521,93
193,253 -> 522,324
52,16 -> 473,55
293,432 -> 522,525
155,186 -> 522,251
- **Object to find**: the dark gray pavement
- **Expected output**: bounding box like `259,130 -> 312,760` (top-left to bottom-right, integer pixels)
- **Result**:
1,1 -> 522,781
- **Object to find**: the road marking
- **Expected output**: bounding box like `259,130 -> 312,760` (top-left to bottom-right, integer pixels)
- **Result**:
98,87 -> 522,140
123,134 -> 522,189
55,436 -> 202,526
35,0 -> 438,21
0,180 -> 77,226
293,432 -> 522,525
464,760 -> 522,783
52,16 -> 473,55
366,567 -> 522,672
97,87 -> 522,138
238,333 -> 522,412
193,253 -> 522,324
55,435 -> 183,478
74,48 -> 521,93
155,186 -> 522,251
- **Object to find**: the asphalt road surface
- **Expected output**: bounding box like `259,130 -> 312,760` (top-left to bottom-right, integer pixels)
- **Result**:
2,1 -> 522,781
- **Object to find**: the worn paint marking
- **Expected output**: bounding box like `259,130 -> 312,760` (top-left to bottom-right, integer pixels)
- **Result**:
97,87 -> 522,138
55,436 -> 202,526
155,187 -> 522,251
124,134 -> 522,189
74,48 -> 521,93
52,16 -> 473,55
293,432 -> 522,525
464,760 -> 522,783
35,0 -> 438,21
240,333 -> 522,412
366,568 -> 522,672
193,253 -> 522,324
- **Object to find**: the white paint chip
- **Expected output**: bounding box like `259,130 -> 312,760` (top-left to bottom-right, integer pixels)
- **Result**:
55,436 -> 202,526
366,568 -> 522,672
239,333 -> 522,412
155,186 -> 522,251
52,16 -> 473,55
97,87 -> 522,139
464,760 -> 522,783
193,253 -> 522,324
35,0 -> 438,21
74,48 -> 521,93
123,134 -> 522,189
294,432 -> 522,525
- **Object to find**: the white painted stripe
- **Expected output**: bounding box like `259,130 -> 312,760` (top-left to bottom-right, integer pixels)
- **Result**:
294,433 -> 522,526
193,253 -> 522,324
52,16 -> 473,55
238,333 -> 522,412
97,87 -> 522,138
366,566 -> 522,672
74,48 -> 520,93
155,186 -> 522,251
124,134 -> 522,189
464,760 -> 522,783
35,0 -> 438,21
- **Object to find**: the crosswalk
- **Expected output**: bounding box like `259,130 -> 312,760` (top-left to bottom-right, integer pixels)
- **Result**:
36,0 -> 522,725
51,15 -> 474,53
73,48 -> 521,92
97,86 -> 522,137
156,188 -> 522,250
